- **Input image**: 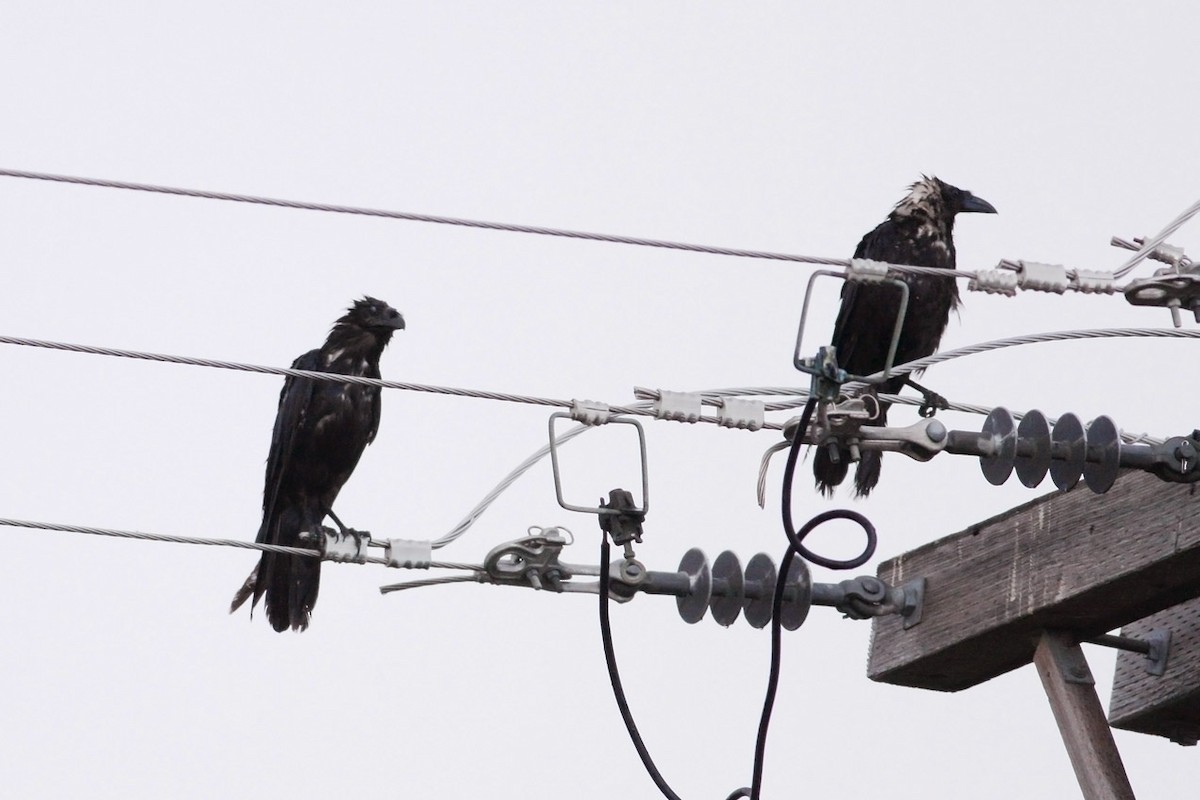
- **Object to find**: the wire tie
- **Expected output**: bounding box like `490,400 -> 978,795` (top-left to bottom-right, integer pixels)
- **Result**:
386,539 -> 433,570
1018,261 -> 1070,294
654,390 -> 702,423
967,268 -> 1019,296
570,399 -> 612,426
718,397 -> 765,431
1073,269 -> 1118,295
846,258 -> 891,282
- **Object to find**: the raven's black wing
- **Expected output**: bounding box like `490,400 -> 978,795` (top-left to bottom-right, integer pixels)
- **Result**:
830,223 -> 900,379
256,348 -> 321,544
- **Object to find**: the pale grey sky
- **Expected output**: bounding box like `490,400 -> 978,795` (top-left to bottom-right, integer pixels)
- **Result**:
1,4 -> 1198,798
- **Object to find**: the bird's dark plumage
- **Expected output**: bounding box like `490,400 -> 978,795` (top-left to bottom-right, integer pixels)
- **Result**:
814,177 -> 996,497
230,297 -> 405,631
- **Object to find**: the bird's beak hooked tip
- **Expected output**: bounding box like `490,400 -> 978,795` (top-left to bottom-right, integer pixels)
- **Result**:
961,193 -> 997,214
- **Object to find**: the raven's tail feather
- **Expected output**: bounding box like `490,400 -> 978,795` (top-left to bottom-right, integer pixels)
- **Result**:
813,443 -> 849,496
851,401 -> 891,497
230,507 -> 322,632
229,566 -> 258,614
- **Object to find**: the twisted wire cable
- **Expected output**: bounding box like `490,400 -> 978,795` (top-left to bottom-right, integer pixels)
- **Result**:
0,167 -> 845,266
0,334 -> 784,431
435,419 -> 608,547
848,327 -> 1200,390
634,383 -> 1167,445
0,517 -> 480,570
1114,196 -> 1200,279
0,167 -> 1128,292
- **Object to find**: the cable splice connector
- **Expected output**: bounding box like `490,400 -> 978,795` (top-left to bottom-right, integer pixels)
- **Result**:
1018,261 -> 1071,294
386,539 -> 433,569
846,258 -> 891,282
718,397 -> 764,431
654,390 -> 702,423
1073,270 -> 1117,294
968,268 -> 1019,296
570,399 -> 612,426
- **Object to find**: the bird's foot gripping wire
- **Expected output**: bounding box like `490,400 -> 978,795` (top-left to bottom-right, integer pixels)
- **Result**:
904,376 -> 950,418
300,525 -> 373,563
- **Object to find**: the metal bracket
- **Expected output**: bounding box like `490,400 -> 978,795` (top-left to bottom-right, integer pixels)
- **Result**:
1086,629 -> 1172,677
482,529 -> 574,591
548,412 -> 649,516
1114,234 -> 1199,327
598,488 -> 646,551
1045,631 -> 1097,686
792,268 -> 911,384
810,575 -> 925,628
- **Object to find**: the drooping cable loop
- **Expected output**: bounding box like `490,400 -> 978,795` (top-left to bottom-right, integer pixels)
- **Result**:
778,399 -> 878,570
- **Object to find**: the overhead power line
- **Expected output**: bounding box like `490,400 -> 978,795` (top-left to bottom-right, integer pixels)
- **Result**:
0,333 -> 787,430
0,167 -> 1155,294
0,513 -> 480,568
849,327 -> 1200,389
0,517 -> 480,570
0,167 -> 846,267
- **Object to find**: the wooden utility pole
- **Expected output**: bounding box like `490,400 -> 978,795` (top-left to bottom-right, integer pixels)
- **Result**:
867,471 -> 1200,797
1034,630 -> 1135,799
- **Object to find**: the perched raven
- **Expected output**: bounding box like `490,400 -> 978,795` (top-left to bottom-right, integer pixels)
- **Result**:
231,297 -> 405,631
813,177 -> 996,497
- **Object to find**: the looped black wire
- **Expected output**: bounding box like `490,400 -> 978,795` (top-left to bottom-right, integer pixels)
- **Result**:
780,398 -> 877,569
747,398 -> 879,799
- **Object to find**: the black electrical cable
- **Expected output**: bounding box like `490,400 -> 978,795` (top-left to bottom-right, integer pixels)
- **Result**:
599,536 -> 756,800
597,399 -> 878,800
747,397 -> 878,799
780,398 -> 876,570
598,535 -> 685,800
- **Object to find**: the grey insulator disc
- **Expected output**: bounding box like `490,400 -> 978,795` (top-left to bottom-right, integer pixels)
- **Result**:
1049,412 -> 1085,491
1084,415 -> 1121,494
1014,410 -> 1051,488
676,547 -> 711,624
742,553 -> 777,629
980,406 -> 1017,486
778,556 -> 813,632
709,551 -> 744,627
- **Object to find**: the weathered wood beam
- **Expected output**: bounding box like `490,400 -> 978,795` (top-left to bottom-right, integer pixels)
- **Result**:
1109,596 -> 1200,744
868,472 -> 1200,691
1035,631 -> 1135,800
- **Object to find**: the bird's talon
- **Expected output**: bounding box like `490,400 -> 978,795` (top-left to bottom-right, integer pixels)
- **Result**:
918,391 -> 949,418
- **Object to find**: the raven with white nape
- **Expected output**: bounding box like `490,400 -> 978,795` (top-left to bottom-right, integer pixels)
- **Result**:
231,297 -> 405,631
813,177 -> 996,498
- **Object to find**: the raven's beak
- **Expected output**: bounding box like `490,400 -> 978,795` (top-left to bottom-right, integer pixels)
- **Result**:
376,309 -> 406,330
961,192 -> 997,214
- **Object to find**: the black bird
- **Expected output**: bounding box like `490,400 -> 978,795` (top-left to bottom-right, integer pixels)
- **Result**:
231,297 -> 405,631
813,177 -> 996,497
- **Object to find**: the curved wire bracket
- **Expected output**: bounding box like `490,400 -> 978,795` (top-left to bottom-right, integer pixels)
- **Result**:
548,412 -> 649,516
791,266 -> 911,385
